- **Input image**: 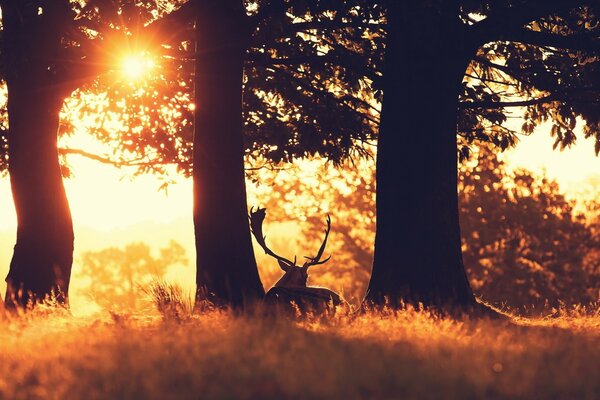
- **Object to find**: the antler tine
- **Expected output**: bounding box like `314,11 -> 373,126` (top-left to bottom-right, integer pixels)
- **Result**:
249,207 -> 296,270
303,214 -> 332,267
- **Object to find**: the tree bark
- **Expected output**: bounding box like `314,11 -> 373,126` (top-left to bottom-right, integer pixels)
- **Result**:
365,4 -> 475,308
193,1 -> 265,307
3,2 -> 74,307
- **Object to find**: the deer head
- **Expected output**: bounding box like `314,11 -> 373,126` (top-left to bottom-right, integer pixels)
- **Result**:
249,207 -> 331,288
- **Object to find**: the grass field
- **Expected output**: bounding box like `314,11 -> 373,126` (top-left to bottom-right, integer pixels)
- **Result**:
0,302 -> 598,400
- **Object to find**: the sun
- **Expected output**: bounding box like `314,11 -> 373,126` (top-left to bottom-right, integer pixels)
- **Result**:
121,53 -> 155,80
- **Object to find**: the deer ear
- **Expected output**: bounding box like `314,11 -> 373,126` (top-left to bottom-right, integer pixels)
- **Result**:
277,259 -> 291,272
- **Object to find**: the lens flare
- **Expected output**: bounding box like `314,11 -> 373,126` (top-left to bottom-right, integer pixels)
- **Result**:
121,54 -> 155,80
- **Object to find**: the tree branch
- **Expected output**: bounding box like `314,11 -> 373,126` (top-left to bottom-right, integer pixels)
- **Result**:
471,0 -> 588,45
459,95 -> 554,109
58,148 -> 162,167
503,28 -> 600,53
246,53 -> 378,81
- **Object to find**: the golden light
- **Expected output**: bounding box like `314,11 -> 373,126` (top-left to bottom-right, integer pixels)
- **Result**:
121,53 -> 155,80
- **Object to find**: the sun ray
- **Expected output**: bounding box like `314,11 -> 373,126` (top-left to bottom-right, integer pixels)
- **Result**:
121,53 -> 156,80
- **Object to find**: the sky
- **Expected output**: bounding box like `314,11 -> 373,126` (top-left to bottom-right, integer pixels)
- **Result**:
503,125 -> 599,194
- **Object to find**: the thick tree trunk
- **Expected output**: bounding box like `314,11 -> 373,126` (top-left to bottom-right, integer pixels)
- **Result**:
6,93 -> 73,307
193,2 -> 265,307
365,4 -> 475,308
3,2 -> 74,307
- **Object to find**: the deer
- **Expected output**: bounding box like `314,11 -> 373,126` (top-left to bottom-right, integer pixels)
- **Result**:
249,207 -> 344,314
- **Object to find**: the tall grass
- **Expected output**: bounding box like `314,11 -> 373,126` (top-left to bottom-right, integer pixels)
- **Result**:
145,279 -> 195,322
0,296 -> 598,399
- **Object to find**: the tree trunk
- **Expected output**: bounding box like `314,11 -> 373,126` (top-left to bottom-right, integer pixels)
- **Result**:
365,4 -> 475,308
193,1 -> 265,307
3,2 -> 74,307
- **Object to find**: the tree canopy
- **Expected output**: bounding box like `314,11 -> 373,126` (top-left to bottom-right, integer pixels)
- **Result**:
6,1 -> 600,173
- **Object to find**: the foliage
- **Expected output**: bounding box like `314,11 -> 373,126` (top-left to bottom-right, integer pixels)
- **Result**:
0,0 -> 382,178
402,2 -> 600,159
323,2 -> 600,160
242,0 -> 383,164
78,241 -> 187,310
58,0 -> 194,178
460,147 -> 600,311
0,0 -> 192,176
64,0 -> 382,171
256,147 -> 599,311
244,1 -> 600,162
3,1 -> 600,175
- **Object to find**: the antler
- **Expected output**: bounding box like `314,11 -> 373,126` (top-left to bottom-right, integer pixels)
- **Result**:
249,207 -> 297,271
303,215 -> 331,268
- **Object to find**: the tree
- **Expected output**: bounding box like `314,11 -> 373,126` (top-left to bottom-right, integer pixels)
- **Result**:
365,1 -> 600,308
191,1 -> 265,306
78,241 -> 186,310
72,0 -> 383,307
191,0 -> 386,307
460,147 -> 600,312
0,0 -> 191,307
1,1 -> 78,306
187,0 -> 373,307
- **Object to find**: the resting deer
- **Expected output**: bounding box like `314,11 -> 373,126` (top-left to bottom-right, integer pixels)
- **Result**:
249,207 -> 344,313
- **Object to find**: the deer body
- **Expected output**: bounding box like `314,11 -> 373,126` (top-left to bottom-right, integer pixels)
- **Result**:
265,286 -> 342,311
249,207 -> 344,313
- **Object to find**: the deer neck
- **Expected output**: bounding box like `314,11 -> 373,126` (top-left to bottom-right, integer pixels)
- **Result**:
274,268 -> 307,288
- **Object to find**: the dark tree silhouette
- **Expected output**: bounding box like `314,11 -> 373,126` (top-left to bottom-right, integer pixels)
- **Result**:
67,0 -> 382,307
46,1 -> 262,308
190,0 -> 380,307
366,2 -> 474,307
1,1 -> 77,306
365,1 -> 600,309
0,0 -> 191,307
192,1 -> 265,306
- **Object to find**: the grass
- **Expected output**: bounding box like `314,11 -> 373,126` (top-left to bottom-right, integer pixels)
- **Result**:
0,298 -> 598,399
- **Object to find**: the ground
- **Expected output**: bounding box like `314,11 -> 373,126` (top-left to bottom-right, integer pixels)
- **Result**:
0,304 -> 598,399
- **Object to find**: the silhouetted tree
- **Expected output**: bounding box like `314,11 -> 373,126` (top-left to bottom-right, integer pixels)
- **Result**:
1,1 -> 78,306
34,1 -> 376,304
70,0 -> 382,307
191,1 -> 265,306
0,0 -> 191,307
365,1 -> 600,308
